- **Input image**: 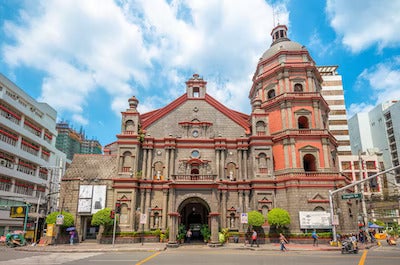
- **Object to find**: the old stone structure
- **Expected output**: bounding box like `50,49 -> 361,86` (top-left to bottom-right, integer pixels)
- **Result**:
60,25 -> 356,244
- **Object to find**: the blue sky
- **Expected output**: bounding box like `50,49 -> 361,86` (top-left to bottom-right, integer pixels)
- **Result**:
1,0 -> 400,146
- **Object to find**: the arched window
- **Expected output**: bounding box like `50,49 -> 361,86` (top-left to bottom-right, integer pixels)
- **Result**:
122,151 -> 132,168
256,121 -> 266,136
298,116 -> 309,129
303,154 -> 317,171
294,83 -> 303,92
226,162 -> 236,180
125,120 -> 135,131
267,89 -> 276,99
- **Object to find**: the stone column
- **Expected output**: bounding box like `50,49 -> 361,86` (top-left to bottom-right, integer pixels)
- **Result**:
165,149 -> 170,180
144,189 -> 151,230
243,150 -> 248,180
140,189 -> 145,216
238,150 -> 243,180
142,150 -> 147,179
244,190 -> 250,212
221,190 -> 227,227
216,150 -> 220,179
131,189 -> 137,231
162,189 -> 168,230
146,149 -> 153,179
209,213 -> 221,246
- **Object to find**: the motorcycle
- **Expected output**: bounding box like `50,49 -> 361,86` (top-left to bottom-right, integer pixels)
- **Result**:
341,239 -> 359,254
5,232 -> 26,248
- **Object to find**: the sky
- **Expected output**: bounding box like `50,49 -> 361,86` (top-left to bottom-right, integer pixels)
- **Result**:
1,0 -> 400,147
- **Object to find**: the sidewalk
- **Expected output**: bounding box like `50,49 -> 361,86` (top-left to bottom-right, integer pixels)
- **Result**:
14,241 -> 377,253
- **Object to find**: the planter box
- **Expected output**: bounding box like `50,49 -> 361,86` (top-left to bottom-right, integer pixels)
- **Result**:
99,236 -> 159,244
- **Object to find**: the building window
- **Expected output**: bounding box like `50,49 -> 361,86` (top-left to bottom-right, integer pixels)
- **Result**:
294,83 -> 303,92
191,150 -> 200,158
298,116 -> 309,129
193,87 -> 200,98
256,121 -> 266,136
303,154 -> 317,171
267,89 -> 276,99
192,130 -> 199,138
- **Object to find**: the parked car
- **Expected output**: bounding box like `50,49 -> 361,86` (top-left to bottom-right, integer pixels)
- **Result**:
190,223 -> 201,238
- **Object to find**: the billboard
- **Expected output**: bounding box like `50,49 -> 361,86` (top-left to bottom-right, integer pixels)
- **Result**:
78,185 -> 107,214
299,211 -> 331,229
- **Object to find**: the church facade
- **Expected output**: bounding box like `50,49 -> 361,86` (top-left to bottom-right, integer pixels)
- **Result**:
61,25 -> 356,244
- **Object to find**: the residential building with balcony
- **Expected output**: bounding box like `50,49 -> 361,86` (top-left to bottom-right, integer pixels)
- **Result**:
0,73 -> 66,237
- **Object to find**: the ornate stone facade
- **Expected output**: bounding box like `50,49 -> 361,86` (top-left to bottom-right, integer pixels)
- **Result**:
60,25 -> 356,244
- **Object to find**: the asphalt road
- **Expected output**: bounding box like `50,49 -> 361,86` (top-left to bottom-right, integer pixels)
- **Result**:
0,245 -> 399,265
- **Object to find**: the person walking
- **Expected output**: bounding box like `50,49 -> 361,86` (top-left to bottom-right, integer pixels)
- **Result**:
186,229 -> 192,243
312,230 -> 318,247
251,229 -> 259,247
69,230 -> 75,245
279,233 -> 288,251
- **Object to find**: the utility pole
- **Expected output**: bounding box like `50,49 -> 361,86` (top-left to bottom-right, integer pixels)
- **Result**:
329,164 -> 400,242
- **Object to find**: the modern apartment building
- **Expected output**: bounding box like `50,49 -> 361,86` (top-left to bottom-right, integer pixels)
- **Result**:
56,122 -> 102,160
0,74 -> 66,237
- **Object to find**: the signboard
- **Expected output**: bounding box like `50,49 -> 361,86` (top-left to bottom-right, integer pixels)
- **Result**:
46,224 -> 55,236
341,193 -> 362,200
78,185 -> 107,213
9,206 -> 26,218
240,213 -> 248,224
332,214 -> 339,226
140,213 -> 147,224
299,211 -> 331,229
56,214 -> 64,225
91,185 -> 107,214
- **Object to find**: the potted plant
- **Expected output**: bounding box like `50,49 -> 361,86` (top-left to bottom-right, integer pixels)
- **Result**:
200,224 -> 211,243
177,224 -> 186,243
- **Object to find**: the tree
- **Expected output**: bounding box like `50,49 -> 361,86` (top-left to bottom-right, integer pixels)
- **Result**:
267,208 -> 291,229
247,210 -> 266,227
91,208 -> 114,227
46,211 -> 74,227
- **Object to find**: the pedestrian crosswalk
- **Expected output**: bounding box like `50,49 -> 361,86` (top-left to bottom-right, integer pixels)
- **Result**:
0,252 -> 102,265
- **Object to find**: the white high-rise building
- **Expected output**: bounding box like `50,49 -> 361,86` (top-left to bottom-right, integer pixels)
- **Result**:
317,66 -> 352,156
348,100 -> 400,185
0,74 -> 66,237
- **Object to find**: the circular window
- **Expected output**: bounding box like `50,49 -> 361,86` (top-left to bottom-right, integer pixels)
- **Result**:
192,130 -> 199,137
191,150 -> 200,158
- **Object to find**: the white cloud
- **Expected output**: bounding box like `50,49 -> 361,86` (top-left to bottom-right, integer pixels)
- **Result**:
326,0 -> 400,53
2,0 -> 288,128
351,56 -> 400,116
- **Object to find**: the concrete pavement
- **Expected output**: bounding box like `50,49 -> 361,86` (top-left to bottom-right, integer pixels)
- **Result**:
13,240 -> 378,253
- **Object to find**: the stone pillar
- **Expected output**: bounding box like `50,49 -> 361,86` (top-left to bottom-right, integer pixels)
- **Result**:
142,150 -> 147,179
146,149 -> 153,179
283,139 -> 290,168
162,189 -> 168,230
290,138 -> 297,168
216,150 -> 220,178
144,189 -> 151,230
238,150 -> 243,180
221,150 -> 226,179
243,150 -> 248,180
287,102 -> 293,128
131,189 -> 137,231
238,190 -> 243,231
140,189 -> 145,216
209,213 -> 221,246
244,190 -> 250,212
165,149 -> 170,180
221,190 -> 227,228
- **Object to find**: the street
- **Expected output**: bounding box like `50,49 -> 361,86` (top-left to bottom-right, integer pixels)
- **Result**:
0,244 -> 399,265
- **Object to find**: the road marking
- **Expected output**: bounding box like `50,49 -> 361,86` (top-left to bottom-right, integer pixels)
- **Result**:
136,251 -> 162,265
358,249 -> 368,265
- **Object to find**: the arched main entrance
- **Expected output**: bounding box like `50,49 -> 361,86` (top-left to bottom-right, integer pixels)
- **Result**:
178,197 -> 210,241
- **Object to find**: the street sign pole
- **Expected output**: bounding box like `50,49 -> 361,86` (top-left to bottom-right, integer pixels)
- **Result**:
329,164 -> 400,242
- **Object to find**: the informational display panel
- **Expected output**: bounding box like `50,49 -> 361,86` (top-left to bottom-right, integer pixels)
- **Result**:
299,211 -> 331,229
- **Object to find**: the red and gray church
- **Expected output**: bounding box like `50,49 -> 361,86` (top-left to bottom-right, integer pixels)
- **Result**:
60,25 -> 356,244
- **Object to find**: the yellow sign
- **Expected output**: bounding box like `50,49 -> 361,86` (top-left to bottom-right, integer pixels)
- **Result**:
9,206 -> 26,218
46,224 -> 55,237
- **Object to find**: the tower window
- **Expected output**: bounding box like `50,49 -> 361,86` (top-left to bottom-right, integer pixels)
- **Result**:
294,83 -> 303,92
193,87 -> 200,98
303,154 -> 317,171
267,89 -> 276,99
298,116 -> 309,129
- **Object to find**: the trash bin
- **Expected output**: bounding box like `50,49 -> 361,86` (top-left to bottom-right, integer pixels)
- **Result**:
234,236 -> 239,243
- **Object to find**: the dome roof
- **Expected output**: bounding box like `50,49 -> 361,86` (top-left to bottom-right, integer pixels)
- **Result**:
261,40 -> 305,60
260,24 -> 307,60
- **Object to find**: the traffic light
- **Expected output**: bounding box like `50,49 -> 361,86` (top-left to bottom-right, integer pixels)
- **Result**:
115,202 -> 121,214
110,210 -> 115,219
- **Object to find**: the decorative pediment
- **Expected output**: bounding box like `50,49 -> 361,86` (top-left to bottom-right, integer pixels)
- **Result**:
299,145 -> 318,152
294,108 -> 311,115
307,193 -> 329,203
